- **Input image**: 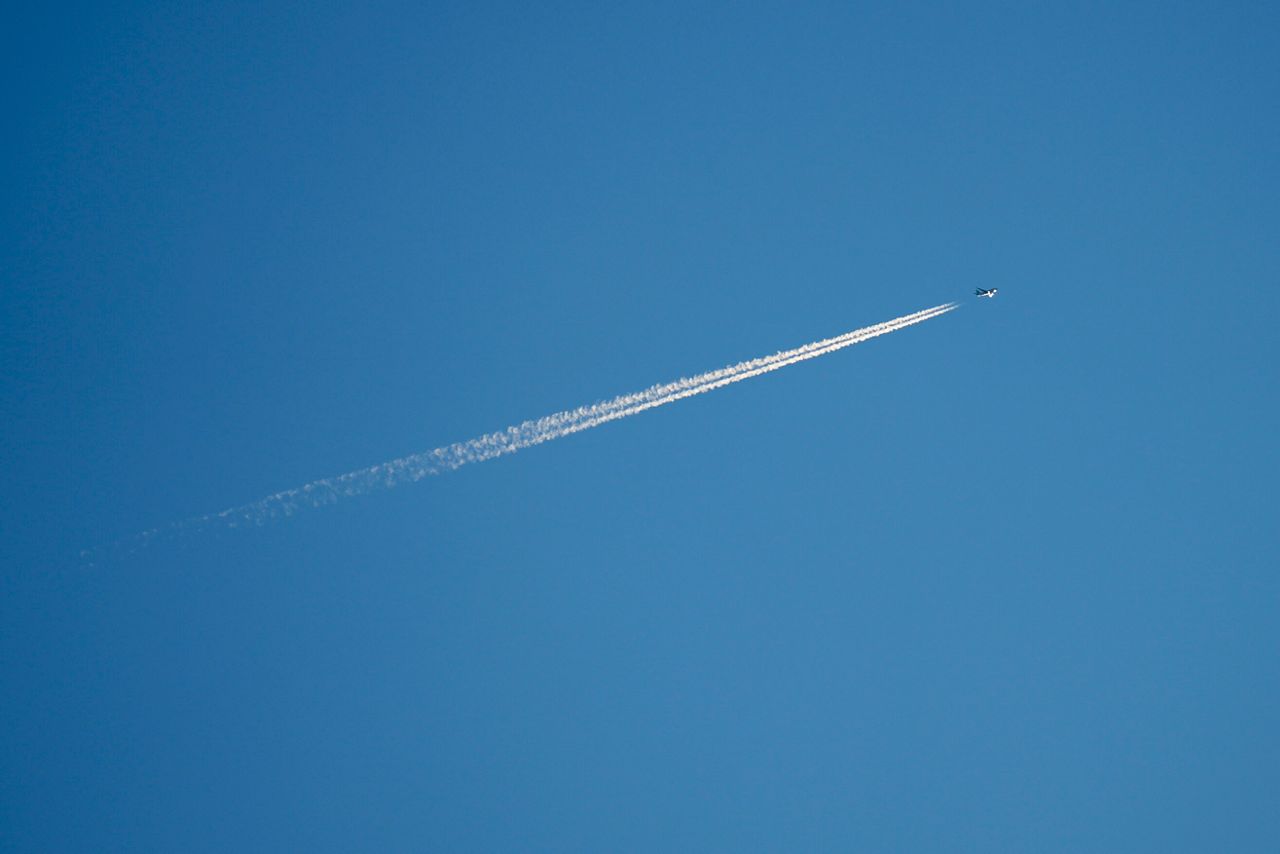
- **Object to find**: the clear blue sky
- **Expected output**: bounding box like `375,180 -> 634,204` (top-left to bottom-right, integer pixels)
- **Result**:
4,2 -> 1278,850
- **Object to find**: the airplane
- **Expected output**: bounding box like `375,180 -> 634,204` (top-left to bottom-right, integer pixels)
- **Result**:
975,288 -> 998,298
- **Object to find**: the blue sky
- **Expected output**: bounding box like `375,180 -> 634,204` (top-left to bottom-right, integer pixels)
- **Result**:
4,2 -> 1278,850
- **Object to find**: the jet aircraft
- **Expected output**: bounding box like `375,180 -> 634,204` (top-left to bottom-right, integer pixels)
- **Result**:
975,288 -> 998,298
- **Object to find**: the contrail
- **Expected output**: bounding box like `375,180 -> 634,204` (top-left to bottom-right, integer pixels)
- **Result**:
91,302 -> 955,559
494,303 -> 952,435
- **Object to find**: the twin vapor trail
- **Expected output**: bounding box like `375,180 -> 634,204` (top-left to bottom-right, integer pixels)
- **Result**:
100,302 -> 956,558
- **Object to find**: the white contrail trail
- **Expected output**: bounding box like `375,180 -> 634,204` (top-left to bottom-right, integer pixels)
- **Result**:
386,302 -> 958,477
93,302 -> 955,558
487,303 -> 951,436
503,302 -> 958,449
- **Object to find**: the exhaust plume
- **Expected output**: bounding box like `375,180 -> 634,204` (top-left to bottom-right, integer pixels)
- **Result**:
91,302 -> 956,559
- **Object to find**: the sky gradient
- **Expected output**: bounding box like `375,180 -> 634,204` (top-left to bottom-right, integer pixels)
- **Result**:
4,2 -> 1279,850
